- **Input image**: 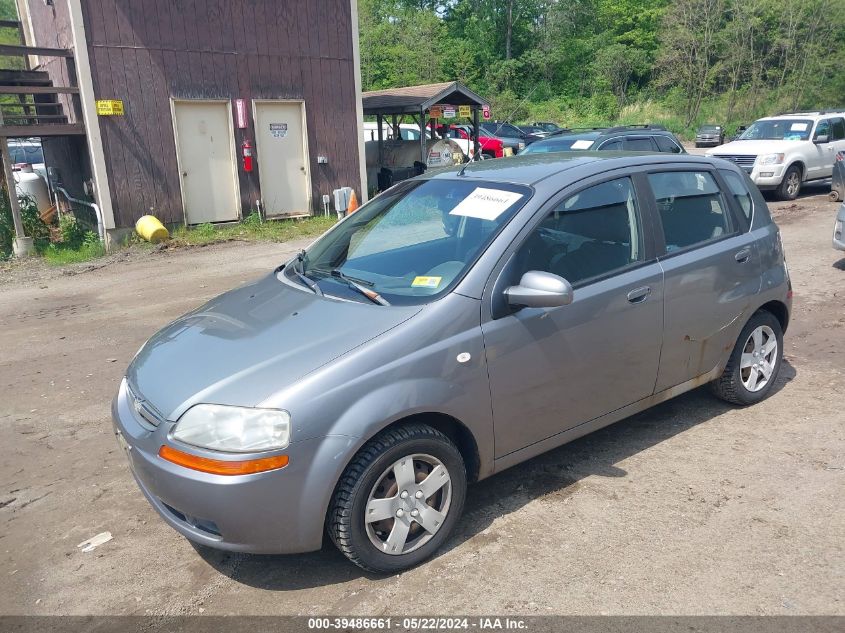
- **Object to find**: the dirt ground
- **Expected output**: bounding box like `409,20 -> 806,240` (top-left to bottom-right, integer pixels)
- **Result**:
1,185 -> 843,616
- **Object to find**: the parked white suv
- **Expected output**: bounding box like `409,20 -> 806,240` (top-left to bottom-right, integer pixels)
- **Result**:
707,111 -> 845,200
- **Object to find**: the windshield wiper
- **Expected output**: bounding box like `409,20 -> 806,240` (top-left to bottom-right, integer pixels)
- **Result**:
292,250 -> 322,296
310,267 -> 389,306
332,269 -> 390,306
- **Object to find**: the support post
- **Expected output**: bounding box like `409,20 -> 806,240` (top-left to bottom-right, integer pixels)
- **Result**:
472,107 -> 480,159
376,113 -> 384,169
0,135 -> 33,256
420,107 -> 427,165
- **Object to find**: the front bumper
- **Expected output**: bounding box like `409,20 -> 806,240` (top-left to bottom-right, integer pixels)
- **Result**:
834,213 -> 845,251
111,380 -> 356,554
749,163 -> 788,189
695,137 -> 720,146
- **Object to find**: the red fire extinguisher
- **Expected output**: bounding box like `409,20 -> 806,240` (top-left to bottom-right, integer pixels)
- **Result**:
242,139 -> 253,172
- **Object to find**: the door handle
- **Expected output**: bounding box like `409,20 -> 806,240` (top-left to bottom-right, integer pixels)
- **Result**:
626,286 -> 651,303
735,247 -> 751,263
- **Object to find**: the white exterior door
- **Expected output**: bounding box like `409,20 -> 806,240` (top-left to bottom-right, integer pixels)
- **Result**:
254,101 -> 310,216
172,101 -> 239,224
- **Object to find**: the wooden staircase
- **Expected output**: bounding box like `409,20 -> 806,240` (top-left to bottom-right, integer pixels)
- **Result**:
0,39 -> 85,138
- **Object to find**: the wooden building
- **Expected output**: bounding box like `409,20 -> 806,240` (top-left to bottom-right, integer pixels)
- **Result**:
13,0 -> 366,241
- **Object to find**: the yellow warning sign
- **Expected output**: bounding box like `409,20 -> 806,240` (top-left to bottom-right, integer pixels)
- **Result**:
458,105 -> 471,118
96,100 -> 124,116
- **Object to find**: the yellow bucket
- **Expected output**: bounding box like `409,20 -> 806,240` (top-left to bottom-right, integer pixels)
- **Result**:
135,215 -> 169,243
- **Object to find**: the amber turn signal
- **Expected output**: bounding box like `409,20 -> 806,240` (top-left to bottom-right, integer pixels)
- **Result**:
158,445 -> 289,475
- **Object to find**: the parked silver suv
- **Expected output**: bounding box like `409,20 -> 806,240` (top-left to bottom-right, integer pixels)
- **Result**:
113,153 -> 792,572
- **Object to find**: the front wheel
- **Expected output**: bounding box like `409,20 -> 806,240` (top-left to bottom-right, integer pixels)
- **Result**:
712,310 -> 784,405
776,165 -> 802,200
327,424 -> 466,573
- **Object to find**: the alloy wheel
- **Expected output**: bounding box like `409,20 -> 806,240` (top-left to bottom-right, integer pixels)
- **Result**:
785,171 -> 800,197
740,325 -> 778,392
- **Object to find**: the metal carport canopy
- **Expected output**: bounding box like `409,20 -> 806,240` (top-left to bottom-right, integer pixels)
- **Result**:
361,81 -> 489,115
362,81 -> 490,177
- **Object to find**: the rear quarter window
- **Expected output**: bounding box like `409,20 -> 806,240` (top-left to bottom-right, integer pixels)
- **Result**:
654,135 -> 683,153
719,169 -> 753,225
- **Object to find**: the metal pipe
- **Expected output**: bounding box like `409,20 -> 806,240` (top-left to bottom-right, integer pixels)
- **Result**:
53,185 -> 104,243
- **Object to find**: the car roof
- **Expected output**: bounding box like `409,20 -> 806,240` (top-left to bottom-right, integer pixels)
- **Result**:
542,131 -> 603,141
425,152 -> 726,187
758,111 -> 845,121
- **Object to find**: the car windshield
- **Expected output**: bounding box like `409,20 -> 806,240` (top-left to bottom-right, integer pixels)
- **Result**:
521,137 -> 595,153
739,119 -> 813,141
291,179 -> 531,306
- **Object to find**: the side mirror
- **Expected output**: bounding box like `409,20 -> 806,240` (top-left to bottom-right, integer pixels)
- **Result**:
505,271 -> 573,309
814,134 -> 829,144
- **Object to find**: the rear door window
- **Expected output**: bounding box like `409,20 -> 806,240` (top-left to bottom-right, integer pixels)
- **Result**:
624,137 -> 658,152
831,118 -> 845,140
648,171 -> 733,253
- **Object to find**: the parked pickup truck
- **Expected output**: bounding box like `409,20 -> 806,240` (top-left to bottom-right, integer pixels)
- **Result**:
707,111 -> 845,200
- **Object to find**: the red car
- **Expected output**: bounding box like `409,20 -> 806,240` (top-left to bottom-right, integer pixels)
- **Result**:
438,125 -> 504,159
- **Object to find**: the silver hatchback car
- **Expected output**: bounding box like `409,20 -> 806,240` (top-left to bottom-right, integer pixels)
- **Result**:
113,154 -> 791,572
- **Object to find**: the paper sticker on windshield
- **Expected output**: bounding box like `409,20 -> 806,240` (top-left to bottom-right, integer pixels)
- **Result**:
412,276 -> 442,288
449,188 -> 523,221
571,139 -> 594,149
790,123 -> 808,131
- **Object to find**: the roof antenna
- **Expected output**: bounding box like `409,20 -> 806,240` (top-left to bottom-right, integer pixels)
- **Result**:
457,149 -> 475,177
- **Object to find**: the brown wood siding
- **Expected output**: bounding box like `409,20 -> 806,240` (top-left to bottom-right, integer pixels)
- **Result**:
80,0 -> 361,228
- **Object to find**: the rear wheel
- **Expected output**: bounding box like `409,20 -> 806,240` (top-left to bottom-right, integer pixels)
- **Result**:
776,165 -> 802,200
712,310 -> 783,405
327,424 -> 466,573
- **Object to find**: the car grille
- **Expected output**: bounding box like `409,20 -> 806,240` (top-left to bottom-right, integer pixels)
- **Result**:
127,383 -> 163,428
714,154 -> 756,172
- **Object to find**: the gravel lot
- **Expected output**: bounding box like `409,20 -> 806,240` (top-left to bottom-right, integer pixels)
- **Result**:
1,186 -> 842,616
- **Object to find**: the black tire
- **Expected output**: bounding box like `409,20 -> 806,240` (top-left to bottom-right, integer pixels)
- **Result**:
776,165 -> 802,201
695,142 -> 701,148
711,310 -> 784,406
327,424 -> 466,573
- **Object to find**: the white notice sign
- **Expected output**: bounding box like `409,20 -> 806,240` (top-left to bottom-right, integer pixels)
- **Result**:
270,123 -> 288,138
449,188 -> 523,221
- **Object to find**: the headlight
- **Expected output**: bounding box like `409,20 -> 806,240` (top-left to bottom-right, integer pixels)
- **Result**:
172,405 -> 290,453
758,153 -> 785,166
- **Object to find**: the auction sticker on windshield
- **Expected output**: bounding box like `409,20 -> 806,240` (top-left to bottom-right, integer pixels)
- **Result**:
449,188 -> 524,221
412,276 -> 442,288
572,139 -> 594,149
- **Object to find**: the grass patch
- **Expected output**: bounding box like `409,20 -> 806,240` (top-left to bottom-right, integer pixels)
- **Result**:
42,239 -> 106,266
169,214 -> 336,247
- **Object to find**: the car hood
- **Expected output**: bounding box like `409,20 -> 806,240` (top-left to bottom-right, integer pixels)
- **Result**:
707,139 -> 804,155
127,272 -> 421,420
